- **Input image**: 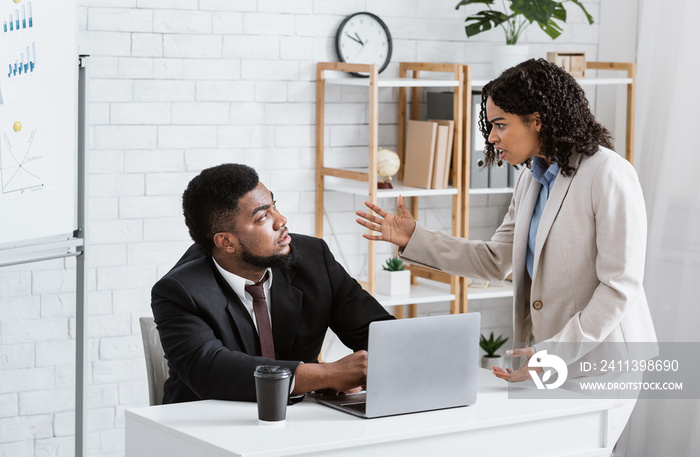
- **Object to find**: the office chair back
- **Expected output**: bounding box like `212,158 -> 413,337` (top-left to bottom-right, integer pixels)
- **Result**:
139,316 -> 169,406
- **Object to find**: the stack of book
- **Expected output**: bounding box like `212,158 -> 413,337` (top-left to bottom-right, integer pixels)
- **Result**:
402,119 -> 454,189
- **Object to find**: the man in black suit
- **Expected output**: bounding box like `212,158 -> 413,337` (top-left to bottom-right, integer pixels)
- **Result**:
151,163 -> 393,404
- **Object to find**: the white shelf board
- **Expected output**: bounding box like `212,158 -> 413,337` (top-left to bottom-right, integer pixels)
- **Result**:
469,187 -> 514,195
472,76 -> 633,88
371,279 -> 513,306
374,280 -> 455,307
467,280 -> 514,300
576,77 -> 634,86
325,77 -> 459,88
324,176 -> 458,198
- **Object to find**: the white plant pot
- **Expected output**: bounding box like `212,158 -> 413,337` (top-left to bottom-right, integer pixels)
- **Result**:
491,44 -> 530,77
480,355 -> 505,370
375,269 -> 411,296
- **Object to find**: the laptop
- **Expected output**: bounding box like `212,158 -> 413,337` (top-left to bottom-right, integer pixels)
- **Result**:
314,312 -> 480,418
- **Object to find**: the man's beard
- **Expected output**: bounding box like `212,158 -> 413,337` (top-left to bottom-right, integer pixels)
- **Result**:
239,242 -> 298,270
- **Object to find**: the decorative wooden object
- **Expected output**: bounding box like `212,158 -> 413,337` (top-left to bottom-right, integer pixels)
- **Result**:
547,52 -> 586,78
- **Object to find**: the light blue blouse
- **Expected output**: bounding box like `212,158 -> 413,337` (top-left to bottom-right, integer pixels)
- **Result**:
526,157 -> 559,278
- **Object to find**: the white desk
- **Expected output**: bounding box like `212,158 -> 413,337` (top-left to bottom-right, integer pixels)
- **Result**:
126,369 -> 613,457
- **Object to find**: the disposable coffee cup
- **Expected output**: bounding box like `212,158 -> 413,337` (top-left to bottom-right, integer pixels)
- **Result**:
254,365 -> 291,425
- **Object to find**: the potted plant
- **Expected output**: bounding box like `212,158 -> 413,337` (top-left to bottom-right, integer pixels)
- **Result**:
479,331 -> 509,369
455,0 -> 594,75
376,257 -> 411,296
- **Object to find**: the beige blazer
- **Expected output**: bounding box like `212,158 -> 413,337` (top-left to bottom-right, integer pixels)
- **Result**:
401,147 -> 657,374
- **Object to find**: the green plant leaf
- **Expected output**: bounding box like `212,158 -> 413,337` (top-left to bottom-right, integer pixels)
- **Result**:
511,0 -> 558,25
569,0 -> 594,24
455,0 -> 496,10
552,3 -> 567,21
464,10 -> 510,38
539,18 -> 563,40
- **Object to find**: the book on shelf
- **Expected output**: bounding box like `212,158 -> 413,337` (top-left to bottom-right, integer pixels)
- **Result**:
403,120 -> 437,189
430,119 -> 454,189
431,125 -> 449,190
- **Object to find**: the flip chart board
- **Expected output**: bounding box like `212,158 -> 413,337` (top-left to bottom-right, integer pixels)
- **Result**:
0,0 -> 78,253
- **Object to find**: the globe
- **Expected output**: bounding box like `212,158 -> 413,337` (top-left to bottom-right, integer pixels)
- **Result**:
376,148 -> 400,188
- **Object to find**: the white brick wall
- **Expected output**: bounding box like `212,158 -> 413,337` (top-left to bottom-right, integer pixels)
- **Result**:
0,1 -> 617,455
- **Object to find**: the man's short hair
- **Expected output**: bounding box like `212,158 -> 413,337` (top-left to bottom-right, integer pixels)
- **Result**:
182,164 -> 259,254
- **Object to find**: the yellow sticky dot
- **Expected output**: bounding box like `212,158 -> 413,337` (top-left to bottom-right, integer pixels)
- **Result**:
13,121 -> 22,132
14,0 -> 22,4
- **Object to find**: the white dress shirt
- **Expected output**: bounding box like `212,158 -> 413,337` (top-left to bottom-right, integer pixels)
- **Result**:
212,259 -> 273,332
212,259 -> 299,394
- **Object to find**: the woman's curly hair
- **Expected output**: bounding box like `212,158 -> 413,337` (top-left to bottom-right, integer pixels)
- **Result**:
479,58 -> 612,177
182,164 -> 259,254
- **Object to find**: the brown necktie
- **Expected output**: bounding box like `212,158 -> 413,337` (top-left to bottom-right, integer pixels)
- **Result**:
245,271 -> 275,359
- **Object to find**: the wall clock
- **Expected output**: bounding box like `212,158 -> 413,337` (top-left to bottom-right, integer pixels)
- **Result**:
335,12 -> 393,78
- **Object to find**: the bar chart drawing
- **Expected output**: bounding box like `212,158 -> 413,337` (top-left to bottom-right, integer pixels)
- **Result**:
2,2 -> 33,33
1,1 -> 39,105
1,123 -> 44,195
0,40 -> 39,105
6,42 -> 37,77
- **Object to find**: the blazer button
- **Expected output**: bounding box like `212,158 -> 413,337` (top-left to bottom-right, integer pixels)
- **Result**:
533,300 -> 543,310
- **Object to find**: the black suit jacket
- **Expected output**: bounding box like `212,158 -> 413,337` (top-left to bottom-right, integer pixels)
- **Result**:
151,234 -> 393,404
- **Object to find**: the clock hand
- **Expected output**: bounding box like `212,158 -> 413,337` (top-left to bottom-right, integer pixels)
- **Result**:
345,33 -> 362,45
354,32 -> 365,46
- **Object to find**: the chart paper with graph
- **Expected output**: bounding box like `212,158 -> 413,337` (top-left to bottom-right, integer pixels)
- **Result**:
0,0 -> 76,247
1,115 -> 51,196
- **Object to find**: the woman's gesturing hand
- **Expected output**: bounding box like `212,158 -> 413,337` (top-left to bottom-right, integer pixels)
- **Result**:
355,195 -> 417,249
491,347 -> 542,383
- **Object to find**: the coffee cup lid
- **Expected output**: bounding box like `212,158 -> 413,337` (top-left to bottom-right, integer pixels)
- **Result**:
254,365 -> 291,379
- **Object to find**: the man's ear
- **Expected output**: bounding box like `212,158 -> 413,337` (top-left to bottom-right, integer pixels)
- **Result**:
213,232 -> 237,252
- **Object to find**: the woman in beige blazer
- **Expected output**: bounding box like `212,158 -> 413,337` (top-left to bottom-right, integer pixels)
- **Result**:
356,59 -> 656,447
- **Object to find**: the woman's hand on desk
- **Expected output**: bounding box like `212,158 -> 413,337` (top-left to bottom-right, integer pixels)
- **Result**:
491,347 -> 542,383
356,195 -> 416,249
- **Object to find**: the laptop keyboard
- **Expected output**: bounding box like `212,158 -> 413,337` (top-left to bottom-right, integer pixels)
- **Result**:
341,402 -> 367,414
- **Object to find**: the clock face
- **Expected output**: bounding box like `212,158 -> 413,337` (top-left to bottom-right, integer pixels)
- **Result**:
336,12 -> 392,77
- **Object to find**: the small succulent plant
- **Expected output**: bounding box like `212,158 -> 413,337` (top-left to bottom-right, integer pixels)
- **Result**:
479,332 -> 509,357
382,257 -> 406,271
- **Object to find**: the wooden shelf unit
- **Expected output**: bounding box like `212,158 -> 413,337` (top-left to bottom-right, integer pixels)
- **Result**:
315,61 -> 466,317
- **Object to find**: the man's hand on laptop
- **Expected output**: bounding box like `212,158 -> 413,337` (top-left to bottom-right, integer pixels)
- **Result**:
315,386 -> 363,396
292,350 -> 368,396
